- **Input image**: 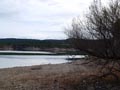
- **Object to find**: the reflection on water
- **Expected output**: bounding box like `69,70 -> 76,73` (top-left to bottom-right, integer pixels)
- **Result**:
0,55 -> 67,68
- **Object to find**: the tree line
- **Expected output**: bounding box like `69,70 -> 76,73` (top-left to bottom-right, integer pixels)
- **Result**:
0,38 -> 70,50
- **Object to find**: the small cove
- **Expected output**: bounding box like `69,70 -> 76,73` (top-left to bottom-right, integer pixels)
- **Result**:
0,51 -> 85,68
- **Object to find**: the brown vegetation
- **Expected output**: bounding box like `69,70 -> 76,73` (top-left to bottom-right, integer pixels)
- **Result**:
0,58 -> 94,90
66,0 -> 120,59
0,58 -> 120,90
65,1 -> 120,87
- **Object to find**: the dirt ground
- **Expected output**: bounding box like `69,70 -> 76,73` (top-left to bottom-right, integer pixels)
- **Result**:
0,58 -> 119,90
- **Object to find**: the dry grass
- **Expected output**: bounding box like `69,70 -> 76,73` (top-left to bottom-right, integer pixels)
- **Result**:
0,58 -> 119,90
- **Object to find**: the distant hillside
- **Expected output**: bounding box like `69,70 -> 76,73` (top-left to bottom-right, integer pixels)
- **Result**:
0,38 -> 71,51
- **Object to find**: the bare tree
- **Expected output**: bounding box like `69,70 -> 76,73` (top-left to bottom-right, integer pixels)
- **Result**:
65,0 -> 120,87
66,0 -> 120,59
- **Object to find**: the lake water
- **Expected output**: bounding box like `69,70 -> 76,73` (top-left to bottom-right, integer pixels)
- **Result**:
0,51 -> 85,68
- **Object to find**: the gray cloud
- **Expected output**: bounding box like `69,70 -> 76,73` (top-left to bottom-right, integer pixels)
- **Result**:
0,0 -> 103,39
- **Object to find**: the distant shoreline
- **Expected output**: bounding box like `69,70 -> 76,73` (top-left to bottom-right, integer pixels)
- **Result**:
0,50 -> 86,55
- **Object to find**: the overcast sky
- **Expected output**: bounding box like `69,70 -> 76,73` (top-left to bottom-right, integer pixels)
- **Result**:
0,0 -> 107,40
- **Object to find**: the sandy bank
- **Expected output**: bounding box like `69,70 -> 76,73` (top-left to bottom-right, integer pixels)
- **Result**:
0,58 -> 119,90
0,58 -> 90,89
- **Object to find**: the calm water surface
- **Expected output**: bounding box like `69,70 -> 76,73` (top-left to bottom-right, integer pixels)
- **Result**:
0,51 -> 84,68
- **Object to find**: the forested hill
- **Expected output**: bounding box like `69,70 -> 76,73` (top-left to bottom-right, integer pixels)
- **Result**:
0,38 -> 71,51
